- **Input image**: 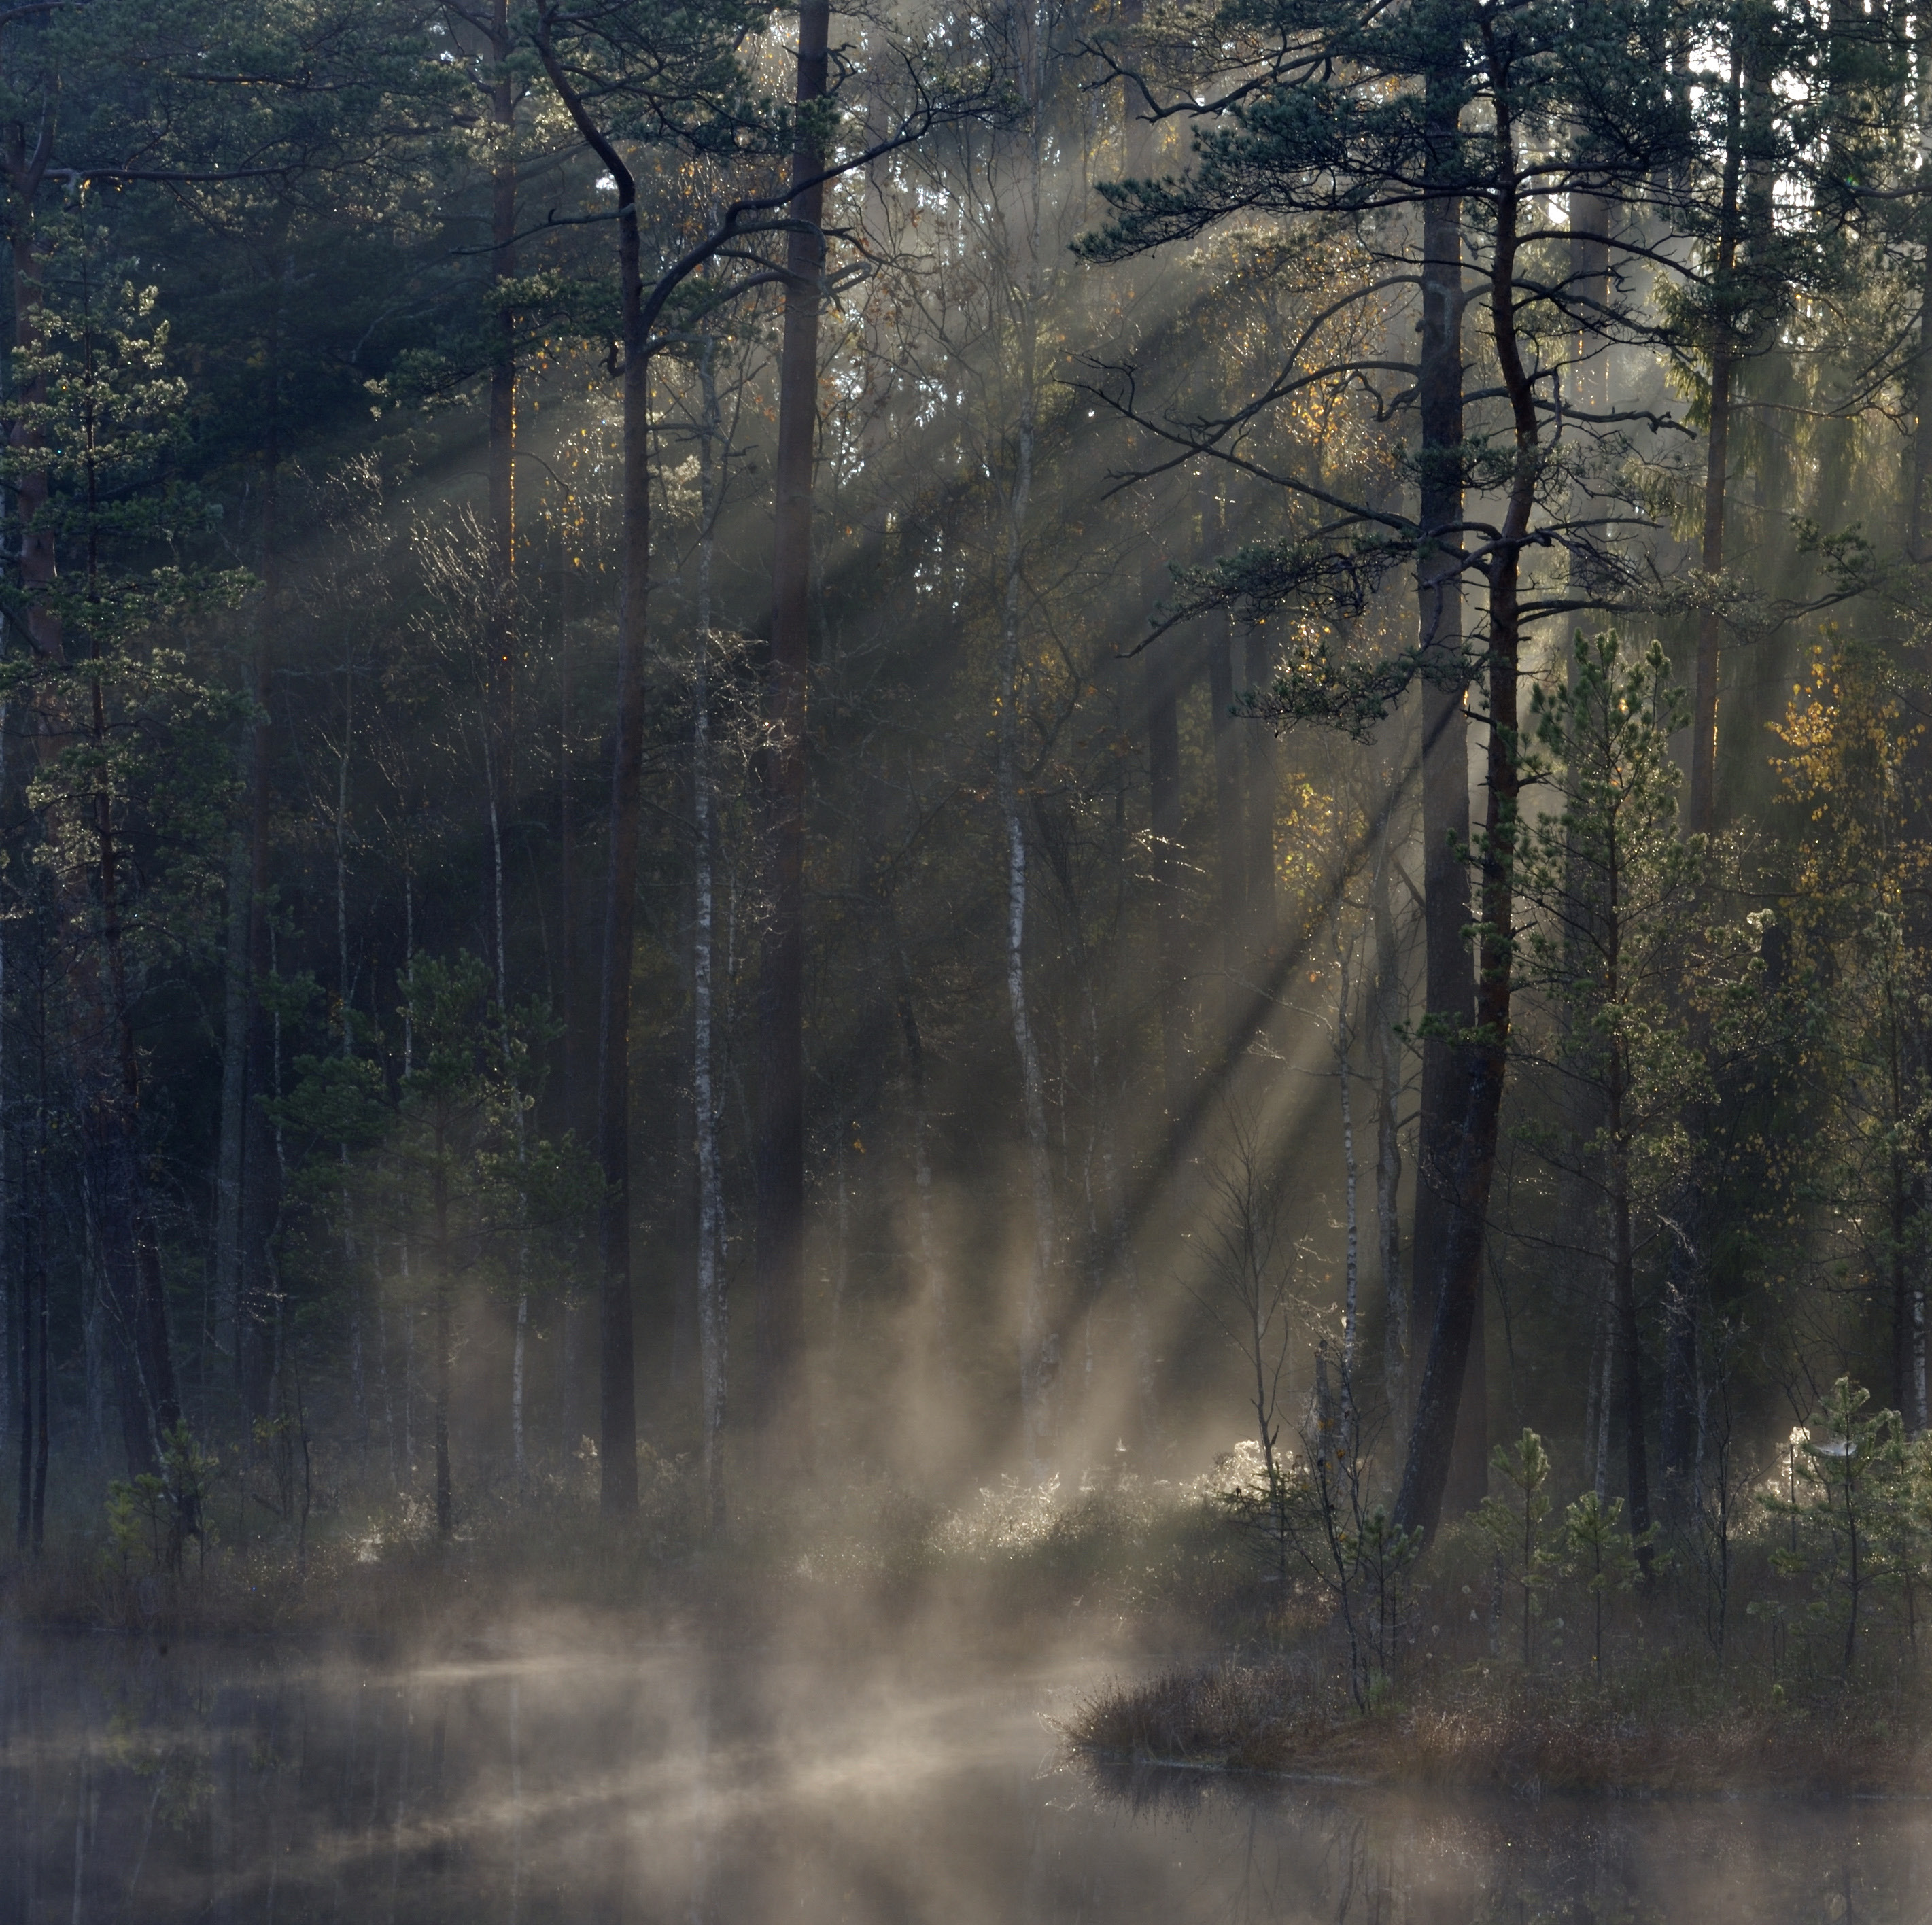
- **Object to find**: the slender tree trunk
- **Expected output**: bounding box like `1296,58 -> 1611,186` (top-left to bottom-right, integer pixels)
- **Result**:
1145,597 -> 1188,1118
1208,612 -> 1246,1020
999,27 -> 1056,1476
29,1005 -> 46,1550
488,0 -> 518,786
1370,767 -> 1406,1409
1334,900 -> 1360,1417
1243,627 -> 1277,954
1689,44 -> 1743,839
1410,75 -> 1483,1513
891,925 -> 948,1380
1002,387 -> 1057,1475
214,828 -> 249,1375
753,0 -> 831,1467
236,312 -> 283,1423
531,15 -> 659,1514
1611,1122 -> 1654,1569
14,1004 -> 38,1554
432,1139 -> 452,1542
1203,479 -> 1247,1021
1915,216 -> 1932,559
693,345 -> 728,1532
1660,47 -> 1744,1513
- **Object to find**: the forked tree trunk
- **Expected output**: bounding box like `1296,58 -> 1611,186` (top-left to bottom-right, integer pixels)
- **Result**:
1395,91 -> 1538,1546
753,0 -> 831,1468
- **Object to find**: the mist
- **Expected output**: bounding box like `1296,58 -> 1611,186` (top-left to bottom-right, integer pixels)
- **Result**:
4,0 -> 1932,1915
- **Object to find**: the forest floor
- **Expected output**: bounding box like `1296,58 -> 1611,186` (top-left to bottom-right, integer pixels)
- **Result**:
0,1457 -> 1254,1659
1065,1652 -> 1932,1797
16,1459 -> 1927,1803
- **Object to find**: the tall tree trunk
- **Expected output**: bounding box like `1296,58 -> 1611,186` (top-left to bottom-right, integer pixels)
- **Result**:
753,0 -> 831,1466
1001,366 -> 1056,1476
1000,17 -> 1056,1476
236,294 -> 284,1424
1662,45 -> 1744,1512
1395,99 -> 1538,1546
1688,43 -> 1743,839
1243,627 -> 1277,953
1332,876 -> 1360,1418
213,827 -> 248,1378
891,920 -> 947,1382
693,343 -> 728,1532
1409,72 -> 1483,1513
1144,582 -> 1188,1119
1208,615 -> 1246,1018
1916,213 -> 1932,559
488,0 -> 517,785
432,1130 -> 452,1542
1203,479 -> 1247,1012
535,32 -> 651,1516
1370,762 -> 1406,1409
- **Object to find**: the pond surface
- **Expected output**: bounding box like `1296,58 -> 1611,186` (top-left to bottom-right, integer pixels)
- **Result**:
0,1625 -> 1922,1923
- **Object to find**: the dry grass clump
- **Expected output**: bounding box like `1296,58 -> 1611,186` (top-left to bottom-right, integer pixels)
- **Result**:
1067,1657 -> 1932,1795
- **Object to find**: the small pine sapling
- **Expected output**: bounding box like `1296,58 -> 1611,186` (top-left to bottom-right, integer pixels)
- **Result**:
1478,1430 -> 1557,1666
1560,1490 -> 1649,1676
1763,1378 -> 1905,1673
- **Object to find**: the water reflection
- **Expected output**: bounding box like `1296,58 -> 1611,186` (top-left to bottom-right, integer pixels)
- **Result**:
0,1627 -> 1919,1923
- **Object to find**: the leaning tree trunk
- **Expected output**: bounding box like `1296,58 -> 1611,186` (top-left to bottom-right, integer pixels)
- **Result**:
753,0 -> 831,1470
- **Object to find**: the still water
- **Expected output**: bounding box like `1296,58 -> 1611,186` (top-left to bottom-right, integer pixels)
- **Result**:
0,1626 -> 1923,1924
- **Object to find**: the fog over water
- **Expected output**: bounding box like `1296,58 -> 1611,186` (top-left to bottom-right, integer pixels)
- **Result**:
0,1629 -> 1918,1924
